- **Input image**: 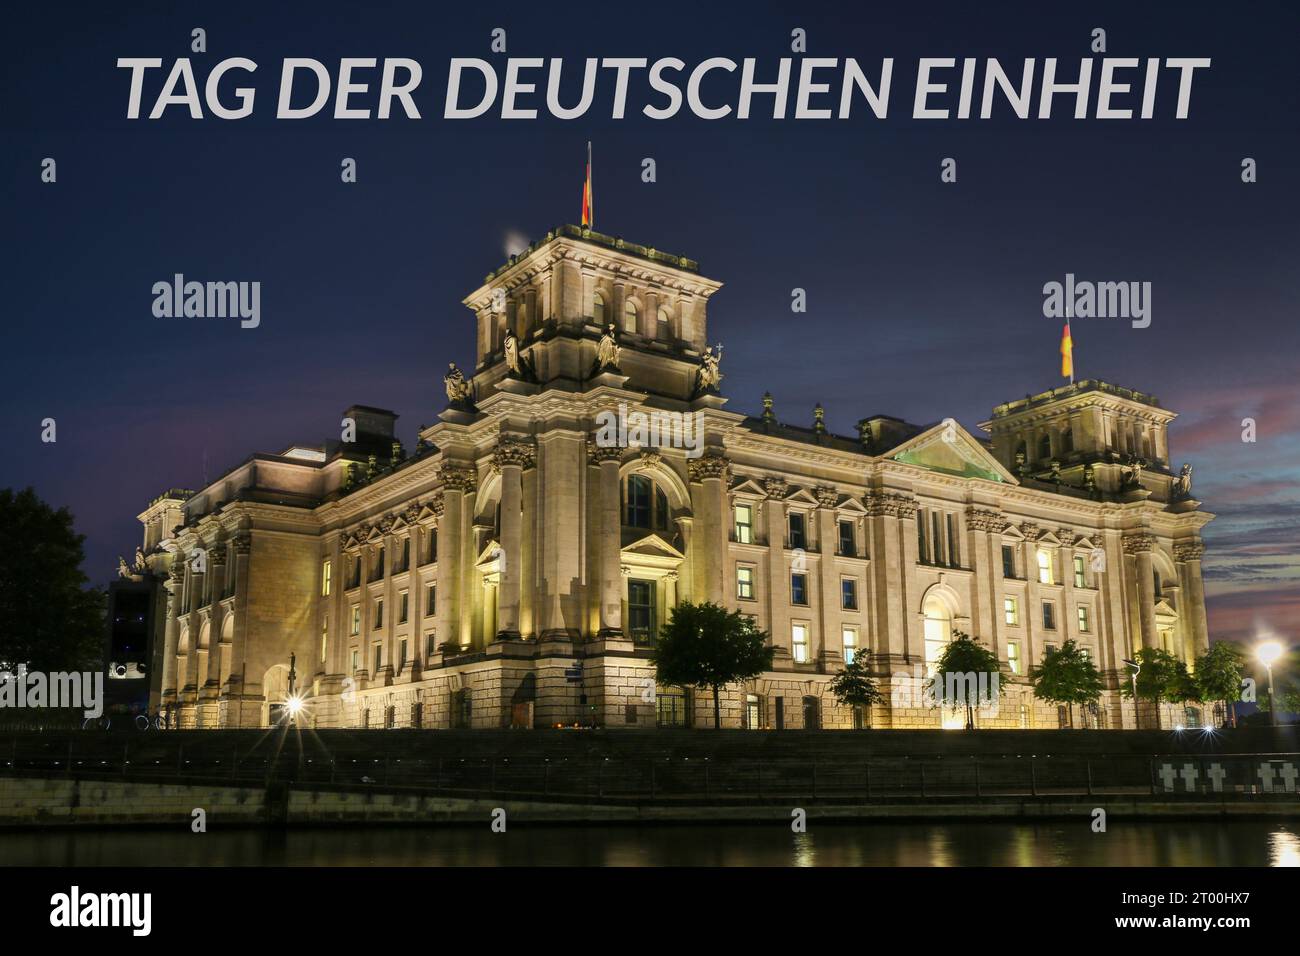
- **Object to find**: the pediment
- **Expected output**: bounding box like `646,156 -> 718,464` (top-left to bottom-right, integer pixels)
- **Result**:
891,422 -> 1015,483
730,476 -> 768,497
621,532 -> 685,561
785,487 -> 819,505
475,539 -> 503,569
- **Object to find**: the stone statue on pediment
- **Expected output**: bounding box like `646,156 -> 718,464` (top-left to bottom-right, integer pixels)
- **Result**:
695,343 -> 724,395
504,329 -> 521,375
444,362 -> 475,407
1173,462 -> 1193,498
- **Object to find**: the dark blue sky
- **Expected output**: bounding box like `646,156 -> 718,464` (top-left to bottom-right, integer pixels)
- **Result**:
3,0 -> 1297,644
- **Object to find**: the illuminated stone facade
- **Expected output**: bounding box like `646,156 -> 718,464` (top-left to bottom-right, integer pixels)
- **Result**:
139,225 -> 1214,731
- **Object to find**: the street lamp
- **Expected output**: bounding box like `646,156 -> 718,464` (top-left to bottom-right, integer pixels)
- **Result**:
1123,658 -> 1141,729
1256,641 -> 1284,728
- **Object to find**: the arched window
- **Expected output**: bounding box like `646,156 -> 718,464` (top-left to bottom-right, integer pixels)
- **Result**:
922,595 -> 952,674
623,474 -> 672,531
623,300 -> 638,334
656,307 -> 672,339
592,290 -> 605,325
1037,433 -> 1052,461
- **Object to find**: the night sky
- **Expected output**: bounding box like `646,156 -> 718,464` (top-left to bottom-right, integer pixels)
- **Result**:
3,1 -> 1297,647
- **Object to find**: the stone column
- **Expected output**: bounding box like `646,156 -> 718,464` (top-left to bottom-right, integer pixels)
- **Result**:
966,509 -> 1002,658
228,533 -> 254,727
1020,524 -> 1043,668
1176,540 -> 1209,659
590,444 -> 624,636
493,438 -> 534,639
865,492 -> 916,670
161,561 -> 184,706
688,451 -> 729,604
206,546 -> 228,694
814,486 -> 841,666
1125,533 -> 1159,650
762,478 -> 789,658
436,466 -> 471,650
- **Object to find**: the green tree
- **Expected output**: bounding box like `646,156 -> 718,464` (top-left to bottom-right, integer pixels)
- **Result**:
926,629 -> 1003,730
1193,641 -> 1245,727
1030,638 -> 1104,728
829,651 -> 884,727
1120,647 -> 1186,727
651,601 -> 774,729
0,488 -> 105,672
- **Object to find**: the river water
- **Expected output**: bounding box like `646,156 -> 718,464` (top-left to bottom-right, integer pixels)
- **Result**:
2,821 -> 1297,866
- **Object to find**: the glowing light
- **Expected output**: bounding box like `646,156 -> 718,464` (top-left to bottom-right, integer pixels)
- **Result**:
1257,641 -> 1285,668
285,694 -> 305,717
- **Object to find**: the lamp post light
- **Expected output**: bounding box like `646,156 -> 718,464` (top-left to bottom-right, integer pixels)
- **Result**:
1256,641 -> 1284,728
1123,658 -> 1141,730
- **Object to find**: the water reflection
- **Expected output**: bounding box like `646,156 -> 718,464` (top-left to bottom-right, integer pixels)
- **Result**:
0,822 -> 1295,867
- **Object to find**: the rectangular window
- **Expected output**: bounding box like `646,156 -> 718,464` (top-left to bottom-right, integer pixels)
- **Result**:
736,566 -> 755,600
1002,544 -> 1016,579
932,512 -> 943,565
373,547 -> 386,580
374,599 -> 384,629
842,627 -> 858,665
1007,640 -> 1021,675
350,605 -> 360,636
838,519 -> 855,556
351,649 -> 359,673
734,504 -> 753,544
399,590 -> 409,624
917,510 -> 929,563
788,512 -> 806,550
1004,596 -> 1018,626
1073,554 -> 1086,588
627,579 -> 656,645
627,475 -> 652,528
792,623 -> 809,664
321,559 -> 332,596
425,583 -> 436,616
1077,605 -> 1090,632
373,644 -> 382,674
1037,548 -> 1053,585
841,577 -> 858,610
398,638 -> 408,670
791,572 -> 808,606
349,556 -> 361,589
1042,602 -> 1056,630
320,622 -> 328,662
424,530 -> 438,565
425,632 -> 436,657
946,513 -> 959,566
398,538 -> 410,573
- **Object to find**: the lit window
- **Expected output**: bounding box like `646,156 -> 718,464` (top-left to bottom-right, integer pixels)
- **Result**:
734,504 -> 753,544
321,559 -> 332,596
1077,605 -> 1090,632
1004,596 -> 1018,626
842,627 -> 859,665
321,622 -> 328,662
841,578 -> 858,610
350,605 -> 360,636
1037,549 -> 1053,585
791,572 -> 808,606
737,566 -> 755,600
1073,554 -> 1086,588
627,579 -> 656,646
622,300 -> 638,334
593,290 -> 605,325
792,623 -> 809,663
1007,640 -> 1021,675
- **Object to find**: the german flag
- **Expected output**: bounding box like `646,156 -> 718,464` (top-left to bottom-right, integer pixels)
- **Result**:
1060,321 -> 1074,382
581,141 -> 593,228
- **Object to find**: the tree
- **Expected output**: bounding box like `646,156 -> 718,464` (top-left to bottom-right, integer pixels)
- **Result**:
0,488 -> 105,672
829,651 -> 884,727
1120,647 -> 1187,727
651,601 -> 774,729
1193,641 -> 1245,727
926,629 -> 1003,730
1030,638 -> 1104,728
